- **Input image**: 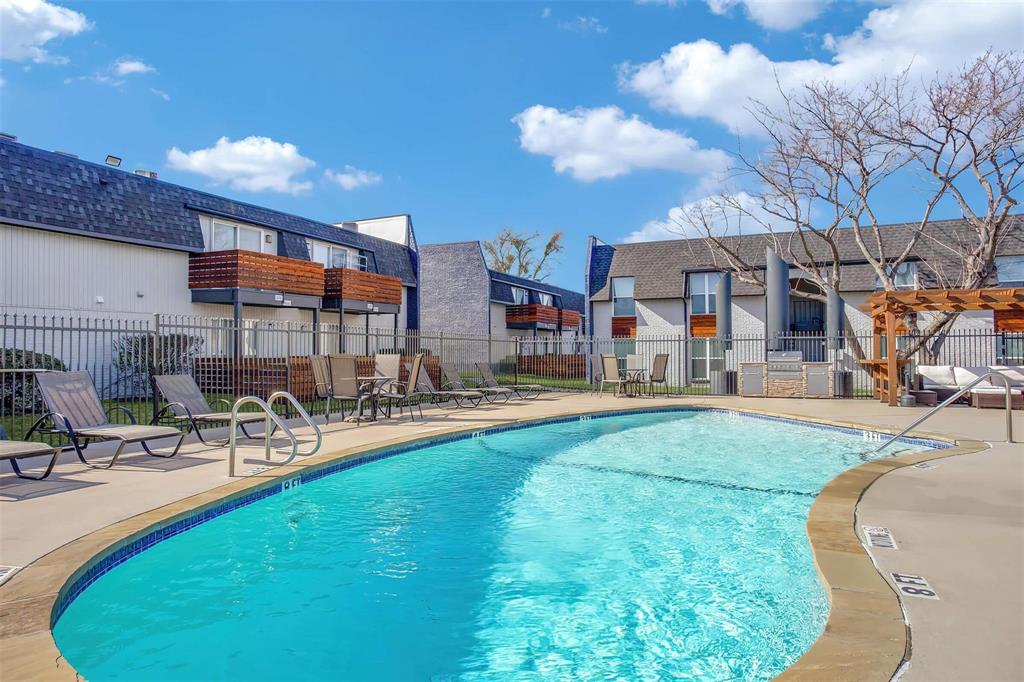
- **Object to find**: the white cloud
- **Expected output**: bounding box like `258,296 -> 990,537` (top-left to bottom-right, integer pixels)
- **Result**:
541,7 -> 551,18
166,136 -> 316,194
620,0 -> 1024,135
0,0 -> 91,64
707,0 -> 829,31
113,58 -> 155,76
623,191 -> 773,242
150,87 -> 170,101
513,104 -> 728,182
324,166 -> 382,191
635,0 -> 679,6
558,16 -> 608,34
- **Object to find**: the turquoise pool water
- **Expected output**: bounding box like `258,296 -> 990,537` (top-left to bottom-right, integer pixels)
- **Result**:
53,410 -> 932,681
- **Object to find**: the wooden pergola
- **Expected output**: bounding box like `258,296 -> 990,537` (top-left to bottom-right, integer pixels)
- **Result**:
860,287 -> 1024,406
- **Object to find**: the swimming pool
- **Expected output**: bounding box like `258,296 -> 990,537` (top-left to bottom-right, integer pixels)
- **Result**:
53,408 -> 942,680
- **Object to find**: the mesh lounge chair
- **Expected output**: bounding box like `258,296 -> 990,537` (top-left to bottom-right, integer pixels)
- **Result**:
327,354 -> 368,422
152,374 -> 265,445
409,362 -> 484,408
590,355 -> 604,395
440,361 -> 513,403
599,354 -> 628,397
27,371 -> 185,469
0,425 -> 61,480
475,363 -> 542,399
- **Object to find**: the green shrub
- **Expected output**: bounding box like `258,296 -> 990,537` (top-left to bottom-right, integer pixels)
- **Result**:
1,349 -> 67,413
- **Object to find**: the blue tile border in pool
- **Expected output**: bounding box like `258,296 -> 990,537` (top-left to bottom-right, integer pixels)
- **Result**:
50,406 -> 951,626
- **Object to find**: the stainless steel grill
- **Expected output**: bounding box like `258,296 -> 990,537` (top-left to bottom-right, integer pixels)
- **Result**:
767,350 -> 803,380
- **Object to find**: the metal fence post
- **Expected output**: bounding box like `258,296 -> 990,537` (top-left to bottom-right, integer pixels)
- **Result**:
151,313 -> 161,419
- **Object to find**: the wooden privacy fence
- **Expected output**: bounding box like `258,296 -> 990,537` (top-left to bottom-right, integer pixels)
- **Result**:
516,354 -> 586,379
192,354 -> 443,401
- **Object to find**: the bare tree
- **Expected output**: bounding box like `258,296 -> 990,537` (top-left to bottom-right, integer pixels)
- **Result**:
482,228 -> 564,281
673,51 -> 1024,359
877,51 -> 1024,358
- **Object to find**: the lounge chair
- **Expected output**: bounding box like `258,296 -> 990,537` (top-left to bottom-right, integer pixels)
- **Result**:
327,354 -> 369,422
440,361 -> 513,403
152,374 -> 265,445
590,355 -> 604,395
409,362 -> 484,408
27,371 -> 185,469
475,363 -> 542,399
599,354 -> 628,397
0,426 -> 61,480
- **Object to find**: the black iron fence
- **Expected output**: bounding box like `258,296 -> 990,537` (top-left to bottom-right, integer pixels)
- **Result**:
2,312 -> 1019,440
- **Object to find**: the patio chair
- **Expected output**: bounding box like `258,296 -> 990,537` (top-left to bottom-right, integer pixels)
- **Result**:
374,353 -> 403,417
27,371 -> 186,469
309,354 -> 336,422
475,363 -> 542,399
0,425 -> 61,480
377,353 -> 428,420
590,355 -> 604,395
599,354 -> 628,397
409,362 -> 484,408
440,361 -> 513,403
642,354 -> 669,397
152,374 -> 265,445
327,354 -> 368,422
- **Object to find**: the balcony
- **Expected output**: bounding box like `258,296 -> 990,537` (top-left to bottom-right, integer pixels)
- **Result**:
506,304 -> 561,330
559,309 -> 582,329
188,250 -> 325,308
324,267 -> 403,313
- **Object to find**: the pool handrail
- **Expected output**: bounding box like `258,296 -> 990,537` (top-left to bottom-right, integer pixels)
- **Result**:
227,391 -> 321,476
872,371 -> 1015,453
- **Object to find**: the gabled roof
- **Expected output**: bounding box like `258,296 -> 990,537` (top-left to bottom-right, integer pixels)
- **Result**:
589,216 -> 1024,301
0,139 -> 417,285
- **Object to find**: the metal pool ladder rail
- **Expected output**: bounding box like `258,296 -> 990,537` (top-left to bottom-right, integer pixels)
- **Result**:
227,391 -> 323,476
872,372 -> 1016,453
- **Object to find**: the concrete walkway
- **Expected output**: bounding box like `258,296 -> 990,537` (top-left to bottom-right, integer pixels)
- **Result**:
1,394 -> 1021,680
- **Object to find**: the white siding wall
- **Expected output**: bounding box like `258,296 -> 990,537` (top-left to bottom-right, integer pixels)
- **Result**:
591,301 -> 612,337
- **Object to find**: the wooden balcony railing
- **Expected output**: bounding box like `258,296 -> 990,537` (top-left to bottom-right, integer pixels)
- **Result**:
611,315 -> 637,338
506,304 -> 561,327
325,267 -> 403,305
188,250 -> 325,296
559,309 -> 582,329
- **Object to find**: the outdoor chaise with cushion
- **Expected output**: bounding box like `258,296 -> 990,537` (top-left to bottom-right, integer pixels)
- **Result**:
475,363 -> 542,399
27,371 -> 185,469
0,425 -> 61,480
440,361 -> 513,403
152,374 -> 265,445
599,354 -> 628,397
408,362 -> 484,408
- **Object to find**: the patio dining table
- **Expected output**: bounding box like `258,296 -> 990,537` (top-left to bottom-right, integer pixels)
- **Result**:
622,368 -> 647,397
344,375 -> 395,422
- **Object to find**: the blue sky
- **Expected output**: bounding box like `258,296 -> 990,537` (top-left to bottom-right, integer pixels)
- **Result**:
1,0 -> 1020,291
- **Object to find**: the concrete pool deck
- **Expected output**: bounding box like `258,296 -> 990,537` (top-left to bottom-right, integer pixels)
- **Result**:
0,394 -> 1020,680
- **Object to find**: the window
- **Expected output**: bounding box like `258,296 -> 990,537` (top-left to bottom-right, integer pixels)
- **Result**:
537,292 -> 554,307
688,272 -> 721,315
996,256 -> 1024,284
306,239 -> 366,270
611,277 -> 635,316
875,262 -> 917,290
510,286 -> 528,305
209,220 -> 271,253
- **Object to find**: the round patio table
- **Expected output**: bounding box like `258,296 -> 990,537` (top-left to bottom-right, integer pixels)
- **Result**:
344,376 -> 395,422
623,368 -> 647,397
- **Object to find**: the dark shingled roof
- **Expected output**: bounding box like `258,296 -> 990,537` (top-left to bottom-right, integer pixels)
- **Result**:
489,269 -> 586,315
589,216 -> 1024,301
0,139 -> 417,285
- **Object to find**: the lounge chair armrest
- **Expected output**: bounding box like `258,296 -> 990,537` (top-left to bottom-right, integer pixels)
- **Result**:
106,405 -> 139,424
210,397 -> 233,411
26,411 -> 73,437
152,401 -> 193,424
